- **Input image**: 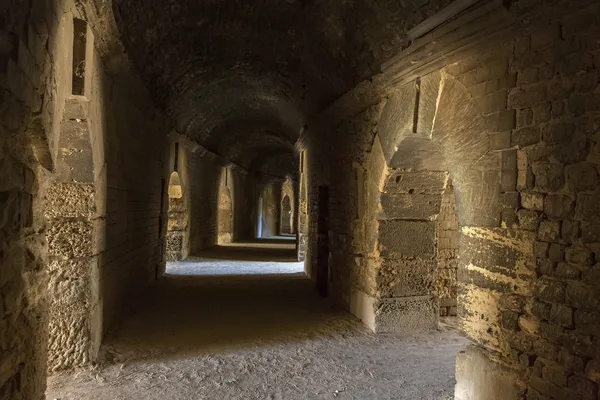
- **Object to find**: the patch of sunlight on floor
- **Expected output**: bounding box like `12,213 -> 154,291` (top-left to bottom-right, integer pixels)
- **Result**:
166,257 -> 305,276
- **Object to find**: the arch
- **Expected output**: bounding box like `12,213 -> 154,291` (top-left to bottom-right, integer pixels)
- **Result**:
166,170 -> 188,261
168,171 -> 183,198
362,71 -> 535,353
281,195 -> 293,234
218,167 -> 234,244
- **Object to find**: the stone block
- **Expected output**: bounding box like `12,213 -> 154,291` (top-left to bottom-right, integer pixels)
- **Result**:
548,244 -> 564,262
568,93 -> 600,116
554,263 -> 580,280
532,163 -> 564,193
557,348 -> 585,373
501,170 -> 517,192
538,220 -> 561,242
47,220 -> 93,258
574,310 -> 600,336
534,279 -> 565,303
566,283 -> 600,310
529,376 -> 578,400
541,123 -> 574,145
576,192 -> 600,222
551,100 -> 566,119
500,309 -> 520,331
586,360 -> 600,384
516,108 -> 533,128
508,84 -> 547,108
531,24 -> 561,49
565,163 -> 599,192
45,183 -> 95,219
561,220 -> 580,244
549,304 -> 573,328
384,171 -> 447,194
512,127 -> 540,147
544,194 -> 574,220
518,209 -> 540,231
542,363 -> 569,387
478,90 -> 508,115
566,246 -> 595,266
517,68 -> 538,86
380,193 -> 442,220
537,259 -> 555,276
582,222 -> 600,243
489,130 -> 511,150
378,220 -> 436,258
583,266 -> 600,289
562,332 -> 595,358
532,103 -> 551,124
522,192 -> 544,211
379,258 -> 436,297
567,375 -> 598,399
374,295 -> 437,334
531,300 -> 551,320
534,240 -> 549,258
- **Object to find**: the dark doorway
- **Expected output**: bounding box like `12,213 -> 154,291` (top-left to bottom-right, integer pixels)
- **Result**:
316,186 -> 329,297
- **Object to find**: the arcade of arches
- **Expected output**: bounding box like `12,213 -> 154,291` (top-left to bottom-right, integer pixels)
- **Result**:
2,0 -> 600,399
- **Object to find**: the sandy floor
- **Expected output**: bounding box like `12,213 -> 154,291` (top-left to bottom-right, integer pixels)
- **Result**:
166,238 -> 304,276
47,242 -> 468,400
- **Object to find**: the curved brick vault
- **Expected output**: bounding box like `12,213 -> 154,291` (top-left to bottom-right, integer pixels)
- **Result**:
111,0 -> 455,177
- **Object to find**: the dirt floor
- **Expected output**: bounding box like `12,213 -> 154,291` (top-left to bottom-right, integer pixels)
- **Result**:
166,237 -> 305,276
47,241 -> 468,400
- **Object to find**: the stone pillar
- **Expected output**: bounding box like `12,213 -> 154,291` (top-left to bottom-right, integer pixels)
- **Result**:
166,196 -> 187,261
373,170 -> 449,333
46,97 -> 98,371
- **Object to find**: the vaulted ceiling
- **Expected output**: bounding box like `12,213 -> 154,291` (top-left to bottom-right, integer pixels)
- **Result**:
112,0 -> 454,177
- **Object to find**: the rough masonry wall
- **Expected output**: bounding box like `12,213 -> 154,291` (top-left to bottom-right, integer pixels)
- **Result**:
232,171 -> 263,242
301,101 -> 387,313
166,195 -> 187,261
444,3 -> 600,398
2,0 -> 76,397
435,182 -> 459,317
86,19 -> 171,345
217,168 -> 233,244
280,177 -> 295,235
2,1 -> 173,394
260,181 -> 281,238
304,1 -> 600,398
184,148 -> 223,254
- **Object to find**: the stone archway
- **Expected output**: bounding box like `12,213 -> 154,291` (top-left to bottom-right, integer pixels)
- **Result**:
166,171 -> 188,261
281,195 -> 292,234
368,70 -> 535,397
218,168 -> 233,244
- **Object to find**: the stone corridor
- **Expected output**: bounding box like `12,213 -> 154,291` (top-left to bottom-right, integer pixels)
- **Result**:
3,0 -> 600,399
47,242 -> 467,400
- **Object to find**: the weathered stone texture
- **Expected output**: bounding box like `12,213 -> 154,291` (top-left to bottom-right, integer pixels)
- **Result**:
436,182 -> 459,316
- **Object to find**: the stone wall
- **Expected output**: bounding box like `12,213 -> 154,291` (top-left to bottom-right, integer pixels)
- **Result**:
2,0 -> 77,396
184,147 -> 223,254
1,0 -> 173,396
260,181 -> 281,238
435,181 -> 459,317
303,1 -> 600,398
217,167 -> 233,244
166,193 -> 187,262
280,177 -> 296,235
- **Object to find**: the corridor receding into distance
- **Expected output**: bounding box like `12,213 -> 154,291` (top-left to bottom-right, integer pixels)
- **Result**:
2,0 -> 600,399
